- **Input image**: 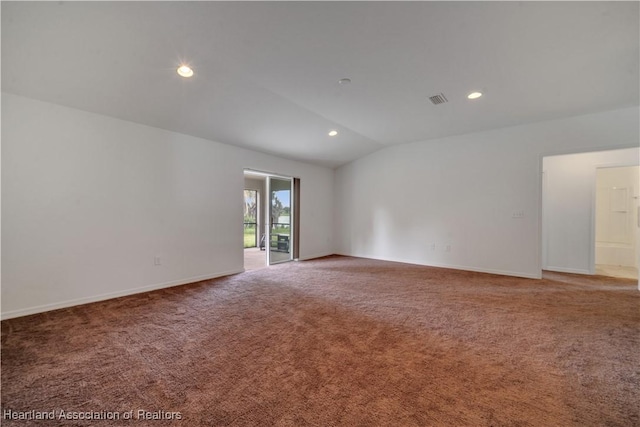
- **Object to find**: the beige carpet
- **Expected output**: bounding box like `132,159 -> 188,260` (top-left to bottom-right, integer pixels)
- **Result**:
2,256 -> 639,426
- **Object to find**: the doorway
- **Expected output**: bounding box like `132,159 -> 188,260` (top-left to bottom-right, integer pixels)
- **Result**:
243,170 -> 298,270
594,166 -> 639,279
541,148 -> 639,283
243,186 -> 265,270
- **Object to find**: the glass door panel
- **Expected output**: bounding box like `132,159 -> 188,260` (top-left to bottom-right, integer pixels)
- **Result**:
243,189 -> 258,248
268,177 -> 293,265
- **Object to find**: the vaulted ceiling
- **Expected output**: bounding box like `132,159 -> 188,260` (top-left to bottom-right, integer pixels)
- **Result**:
2,2 -> 638,168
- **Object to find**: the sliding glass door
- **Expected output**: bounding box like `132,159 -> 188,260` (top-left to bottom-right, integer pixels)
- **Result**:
267,177 -> 293,265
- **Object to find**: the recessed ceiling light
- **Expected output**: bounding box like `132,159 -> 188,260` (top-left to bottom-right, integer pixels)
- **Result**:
338,78 -> 351,85
328,130 -> 338,137
177,65 -> 194,78
467,91 -> 482,99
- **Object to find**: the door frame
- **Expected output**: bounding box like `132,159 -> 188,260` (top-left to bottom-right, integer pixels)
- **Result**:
266,175 -> 293,265
539,146 -> 639,280
591,163 -> 639,277
244,169 -> 299,266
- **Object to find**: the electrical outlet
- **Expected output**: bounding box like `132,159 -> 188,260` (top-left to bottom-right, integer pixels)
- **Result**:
430,243 -> 436,251
445,245 -> 451,252
154,256 -> 161,266
511,210 -> 525,219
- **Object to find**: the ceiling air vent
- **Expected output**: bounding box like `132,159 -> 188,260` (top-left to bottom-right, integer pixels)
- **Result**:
428,93 -> 448,105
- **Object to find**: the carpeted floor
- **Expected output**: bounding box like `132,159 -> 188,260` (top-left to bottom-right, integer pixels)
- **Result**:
2,256 -> 639,426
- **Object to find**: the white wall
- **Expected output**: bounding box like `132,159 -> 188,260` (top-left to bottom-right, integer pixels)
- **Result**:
1,93 -> 334,319
542,151 -> 639,274
334,106 -> 639,279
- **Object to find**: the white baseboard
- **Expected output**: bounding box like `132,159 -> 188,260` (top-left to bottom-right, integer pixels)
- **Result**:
335,252 -> 542,279
1,268 -> 243,320
544,266 -> 591,275
298,252 -> 335,261
2,254 -> 548,320
428,261 -> 541,279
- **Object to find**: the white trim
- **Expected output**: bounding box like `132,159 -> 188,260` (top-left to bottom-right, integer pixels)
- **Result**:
540,147 -> 640,278
266,175 -> 294,265
290,178 -> 295,262
591,161 -> 640,276
544,266 -> 591,275
298,252 -> 335,261
265,175 -> 271,264
244,168 -> 300,180
0,268 -> 243,320
336,253 -> 542,279
541,169 -> 548,270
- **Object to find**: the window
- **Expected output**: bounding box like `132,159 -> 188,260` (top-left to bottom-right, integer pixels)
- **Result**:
244,189 -> 258,248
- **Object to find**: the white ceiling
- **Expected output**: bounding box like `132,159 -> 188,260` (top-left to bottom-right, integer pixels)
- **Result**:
2,2 -> 638,168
